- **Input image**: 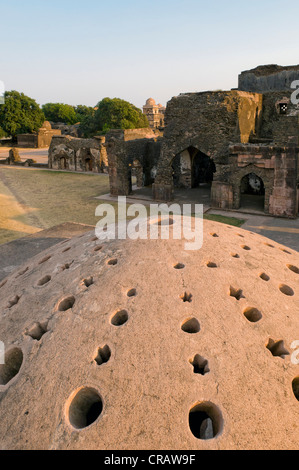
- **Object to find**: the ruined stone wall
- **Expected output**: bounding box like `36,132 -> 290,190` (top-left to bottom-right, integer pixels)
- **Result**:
239,64 -> 299,93
17,129 -> 61,148
17,134 -> 38,148
48,135 -> 107,172
105,131 -> 162,196
211,144 -> 298,217
153,90 -> 262,200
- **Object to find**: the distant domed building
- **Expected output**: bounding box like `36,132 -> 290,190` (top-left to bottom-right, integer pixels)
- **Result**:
143,98 -> 165,129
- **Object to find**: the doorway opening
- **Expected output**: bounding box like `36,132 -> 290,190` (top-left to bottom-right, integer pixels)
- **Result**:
240,173 -> 265,211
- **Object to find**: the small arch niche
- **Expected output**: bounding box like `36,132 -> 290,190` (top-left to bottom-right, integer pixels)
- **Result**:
67,387 -> 103,429
189,402 -> 223,440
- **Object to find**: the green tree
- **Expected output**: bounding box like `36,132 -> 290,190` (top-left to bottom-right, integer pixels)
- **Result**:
42,103 -> 78,125
79,98 -> 149,137
75,105 -> 95,122
0,126 -> 6,139
0,91 -> 45,139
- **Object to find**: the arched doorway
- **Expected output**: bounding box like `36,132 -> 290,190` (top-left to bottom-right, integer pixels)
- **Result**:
59,156 -> 67,170
132,160 -> 143,188
171,146 -> 215,204
240,173 -> 265,211
85,157 -> 93,171
191,149 -> 216,188
172,146 -> 215,189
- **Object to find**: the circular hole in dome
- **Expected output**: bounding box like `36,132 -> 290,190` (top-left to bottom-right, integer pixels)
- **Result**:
181,318 -> 200,334
243,307 -> 262,323
292,377 -> 299,402
25,321 -> 48,341
189,402 -> 223,440
17,267 -> 29,277
38,255 -> 51,265
236,233 -> 244,238
0,279 -> 7,288
91,236 -> 98,242
37,275 -> 51,286
210,233 -> 219,238
259,272 -> 270,282
264,243 -> 274,248
67,387 -> 103,430
0,347 -> 23,386
94,246 -> 103,252
153,217 -> 175,226
82,277 -> 93,288
7,295 -> 20,309
230,253 -> 240,259
174,263 -> 185,270
279,248 -> 291,254
62,247 -> 71,253
127,288 -> 137,297
287,264 -> 299,275
58,295 -> 75,311
206,261 -> 217,268
279,284 -> 294,296
107,258 -> 117,266
111,310 -> 129,326
241,245 -> 251,251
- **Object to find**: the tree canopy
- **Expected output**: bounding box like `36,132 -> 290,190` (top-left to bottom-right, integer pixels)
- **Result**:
42,103 -> 78,125
79,98 -> 149,137
0,91 -> 45,139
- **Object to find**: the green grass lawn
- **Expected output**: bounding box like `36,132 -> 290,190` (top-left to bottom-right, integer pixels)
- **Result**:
0,167 -> 111,244
203,213 -> 245,227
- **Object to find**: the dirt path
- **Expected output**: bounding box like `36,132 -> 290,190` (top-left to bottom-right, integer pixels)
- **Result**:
0,170 -> 42,242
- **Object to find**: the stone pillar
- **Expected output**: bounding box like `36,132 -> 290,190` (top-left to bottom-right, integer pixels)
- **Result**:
211,181 -> 233,209
269,148 -> 298,218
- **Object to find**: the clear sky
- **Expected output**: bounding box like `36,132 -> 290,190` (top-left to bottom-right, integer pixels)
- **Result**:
1,0 -> 299,109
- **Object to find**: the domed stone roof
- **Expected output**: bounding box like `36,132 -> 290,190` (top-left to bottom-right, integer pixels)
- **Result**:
0,219 -> 298,450
41,121 -> 52,130
145,98 -> 156,107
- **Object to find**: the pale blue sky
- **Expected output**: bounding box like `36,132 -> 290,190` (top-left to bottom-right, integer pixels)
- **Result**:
1,0 -> 299,109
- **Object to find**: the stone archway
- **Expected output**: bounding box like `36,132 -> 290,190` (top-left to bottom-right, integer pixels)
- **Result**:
231,165 -> 274,213
85,157 -> 93,172
172,146 -> 215,190
59,155 -> 69,170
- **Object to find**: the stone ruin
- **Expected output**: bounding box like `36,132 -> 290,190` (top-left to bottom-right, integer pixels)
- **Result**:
105,128 -> 162,195
0,219 -> 298,449
104,65 -> 299,218
48,135 -> 108,173
17,121 -> 61,148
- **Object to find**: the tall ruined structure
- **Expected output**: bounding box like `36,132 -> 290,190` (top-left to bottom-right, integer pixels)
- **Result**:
150,65 -> 299,218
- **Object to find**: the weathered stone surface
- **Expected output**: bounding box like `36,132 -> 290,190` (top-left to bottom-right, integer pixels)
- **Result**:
0,220 -> 299,449
239,64 -> 299,93
105,129 -> 162,196
48,135 -> 108,173
17,122 -> 61,148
